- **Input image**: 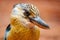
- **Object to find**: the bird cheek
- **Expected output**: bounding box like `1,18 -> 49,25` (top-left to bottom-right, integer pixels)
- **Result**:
26,22 -> 35,29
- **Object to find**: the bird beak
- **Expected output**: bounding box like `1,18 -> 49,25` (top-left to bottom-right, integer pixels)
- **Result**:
29,16 -> 49,29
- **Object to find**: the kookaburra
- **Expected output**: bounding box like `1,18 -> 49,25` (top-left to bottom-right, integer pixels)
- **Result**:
4,3 -> 49,40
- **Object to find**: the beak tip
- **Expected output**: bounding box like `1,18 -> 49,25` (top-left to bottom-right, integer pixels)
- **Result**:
44,25 -> 50,29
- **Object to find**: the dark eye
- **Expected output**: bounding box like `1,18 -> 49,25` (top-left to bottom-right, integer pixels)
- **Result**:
23,9 -> 30,17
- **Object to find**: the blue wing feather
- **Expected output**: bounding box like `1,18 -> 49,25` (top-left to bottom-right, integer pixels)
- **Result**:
4,24 -> 11,40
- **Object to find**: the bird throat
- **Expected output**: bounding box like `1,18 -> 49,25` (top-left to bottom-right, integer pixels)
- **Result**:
10,17 -> 28,33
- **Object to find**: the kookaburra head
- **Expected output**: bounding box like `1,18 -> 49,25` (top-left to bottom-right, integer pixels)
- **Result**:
11,3 -> 49,29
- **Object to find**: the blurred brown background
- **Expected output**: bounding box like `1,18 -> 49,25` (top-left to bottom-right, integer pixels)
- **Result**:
0,0 -> 60,40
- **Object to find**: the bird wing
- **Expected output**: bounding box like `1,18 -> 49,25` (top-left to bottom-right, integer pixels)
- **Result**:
4,24 -> 11,40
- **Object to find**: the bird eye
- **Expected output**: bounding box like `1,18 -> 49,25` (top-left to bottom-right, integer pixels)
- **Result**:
23,9 -> 36,18
23,9 -> 30,17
